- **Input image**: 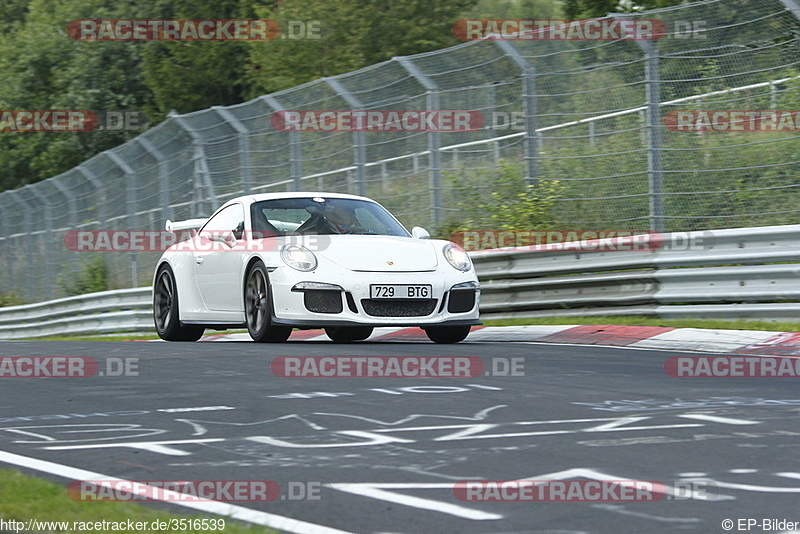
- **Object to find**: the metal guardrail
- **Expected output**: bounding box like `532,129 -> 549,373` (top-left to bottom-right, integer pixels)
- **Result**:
0,288 -> 153,339
474,224 -> 800,321
1,225 -> 799,339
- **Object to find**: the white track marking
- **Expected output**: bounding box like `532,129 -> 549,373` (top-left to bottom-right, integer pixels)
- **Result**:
328,482 -> 501,521
0,450 -> 352,534
677,414 -> 760,425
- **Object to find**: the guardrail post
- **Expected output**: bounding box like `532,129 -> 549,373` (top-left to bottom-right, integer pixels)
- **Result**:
324,77 -> 367,197
262,95 -> 303,191
493,40 -> 538,185
27,186 -> 56,294
8,191 -> 35,301
395,57 -> 443,228
213,107 -> 251,195
136,137 -> 171,224
106,152 -> 139,288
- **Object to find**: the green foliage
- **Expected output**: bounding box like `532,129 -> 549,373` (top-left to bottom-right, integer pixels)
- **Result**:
563,0 -> 683,19
0,293 -> 23,307
138,0 -> 255,118
439,160 -> 564,238
245,0 -> 478,97
0,0 -> 485,189
466,0 -> 560,19
57,256 -> 109,296
0,0 -> 154,191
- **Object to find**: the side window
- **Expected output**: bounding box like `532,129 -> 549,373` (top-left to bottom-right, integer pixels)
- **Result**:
200,204 -> 245,240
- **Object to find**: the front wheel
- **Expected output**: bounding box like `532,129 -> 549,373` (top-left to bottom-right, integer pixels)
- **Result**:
424,325 -> 471,344
245,262 -> 292,343
325,326 -> 374,343
153,264 -> 204,341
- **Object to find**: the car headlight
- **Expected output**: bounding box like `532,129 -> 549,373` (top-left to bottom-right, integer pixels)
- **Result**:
281,244 -> 318,271
443,243 -> 472,272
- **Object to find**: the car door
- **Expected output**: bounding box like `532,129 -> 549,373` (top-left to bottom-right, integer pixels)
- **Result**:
194,203 -> 246,312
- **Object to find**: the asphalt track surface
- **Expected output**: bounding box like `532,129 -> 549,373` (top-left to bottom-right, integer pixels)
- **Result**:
1,337 -> 799,534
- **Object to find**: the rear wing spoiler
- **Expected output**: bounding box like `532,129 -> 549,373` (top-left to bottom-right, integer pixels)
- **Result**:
165,218 -> 207,233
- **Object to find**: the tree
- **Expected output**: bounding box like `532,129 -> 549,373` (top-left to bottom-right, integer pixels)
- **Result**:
245,0 -> 478,97
0,0 -> 153,190
564,0 -> 683,19
137,0 -> 256,118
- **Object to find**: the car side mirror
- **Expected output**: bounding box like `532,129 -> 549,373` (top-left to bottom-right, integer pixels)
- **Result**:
411,226 -> 430,239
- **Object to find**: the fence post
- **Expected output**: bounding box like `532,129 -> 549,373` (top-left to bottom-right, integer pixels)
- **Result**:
0,195 -> 12,297
27,186 -> 55,295
78,166 -> 106,228
612,13 -> 665,233
638,40 -> 665,233
8,190 -> 35,301
494,40 -> 538,185
395,57 -> 443,228
324,77 -> 367,197
213,107 -> 251,195
171,114 -> 217,216
106,152 -> 139,288
262,95 -> 303,191
51,180 -> 79,276
136,137 -> 171,224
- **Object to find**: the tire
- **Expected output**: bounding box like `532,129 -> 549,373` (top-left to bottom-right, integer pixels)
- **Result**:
153,264 -> 204,341
424,325 -> 471,344
245,262 -> 292,343
325,326 -> 374,343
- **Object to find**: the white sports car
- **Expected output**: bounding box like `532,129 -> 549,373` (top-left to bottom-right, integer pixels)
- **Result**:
152,192 -> 480,343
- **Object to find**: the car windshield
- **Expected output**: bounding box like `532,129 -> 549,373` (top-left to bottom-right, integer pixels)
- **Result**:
250,197 -> 411,237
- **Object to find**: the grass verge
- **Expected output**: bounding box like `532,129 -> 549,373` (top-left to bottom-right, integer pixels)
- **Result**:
0,469 -> 274,533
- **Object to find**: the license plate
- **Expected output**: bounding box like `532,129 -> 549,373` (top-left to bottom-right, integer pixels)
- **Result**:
370,284 -> 432,299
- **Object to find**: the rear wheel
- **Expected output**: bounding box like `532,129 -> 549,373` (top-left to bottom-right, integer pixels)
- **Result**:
424,325 -> 471,344
245,262 -> 292,343
153,264 -> 204,341
325,326 -> 374,343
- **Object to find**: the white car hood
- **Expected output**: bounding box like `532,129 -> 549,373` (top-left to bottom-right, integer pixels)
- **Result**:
320,235 -> 440,271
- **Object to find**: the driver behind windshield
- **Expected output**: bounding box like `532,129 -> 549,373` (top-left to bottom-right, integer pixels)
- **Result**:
323,205 -> 364,233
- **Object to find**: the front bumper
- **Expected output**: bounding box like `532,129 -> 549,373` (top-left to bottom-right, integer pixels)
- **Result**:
269,267 -> 480,327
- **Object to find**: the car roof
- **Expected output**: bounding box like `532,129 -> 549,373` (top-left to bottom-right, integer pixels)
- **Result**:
246,192 -> 374,203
